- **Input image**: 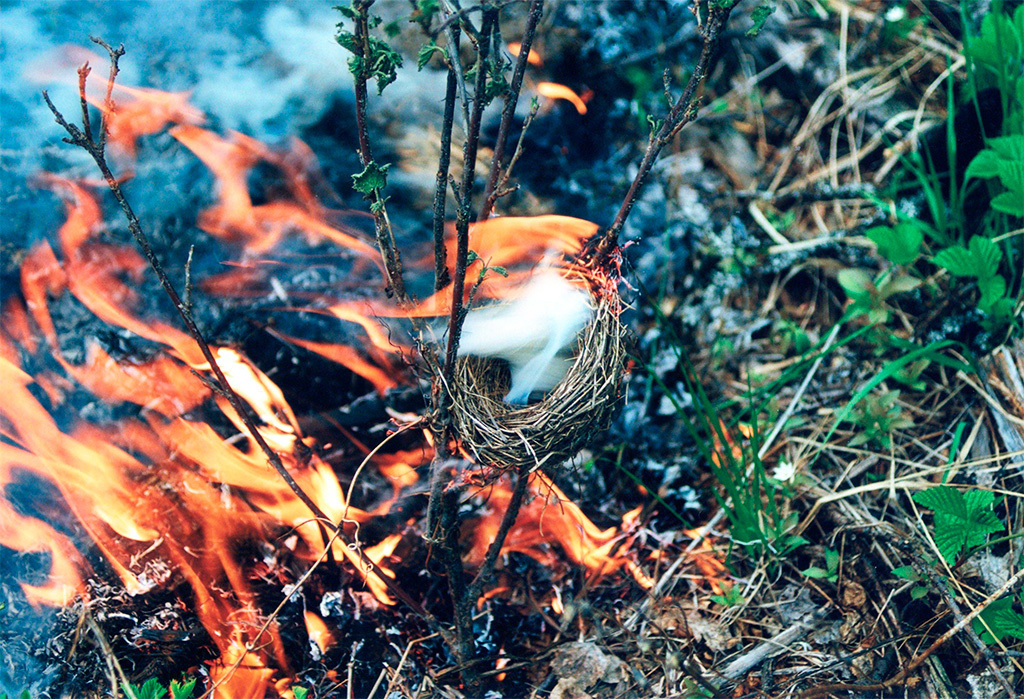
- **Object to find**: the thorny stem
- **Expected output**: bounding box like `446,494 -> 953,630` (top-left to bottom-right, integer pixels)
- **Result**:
352,0 -> 408,301
432,25 -> 461,292
42,38 -> 436,630
588,0 -> 735,267
478,0 -> 544,221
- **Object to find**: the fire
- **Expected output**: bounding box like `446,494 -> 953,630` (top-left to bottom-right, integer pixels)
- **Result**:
467,473 -> 653,589
3,65 -> 650,696
536,82 -> 589,115
507,42 -> 543,66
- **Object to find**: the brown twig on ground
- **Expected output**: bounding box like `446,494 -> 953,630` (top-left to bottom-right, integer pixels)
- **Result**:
585,0 -> 736,268
351,0 -> 408,301
42,37 -> 435,631
478,0 -> 544,221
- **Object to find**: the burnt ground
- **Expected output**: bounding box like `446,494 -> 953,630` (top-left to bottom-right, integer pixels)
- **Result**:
2,1 -> 1024,698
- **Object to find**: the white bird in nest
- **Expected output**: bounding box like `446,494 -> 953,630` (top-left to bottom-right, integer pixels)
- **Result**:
455,270 -> 593,405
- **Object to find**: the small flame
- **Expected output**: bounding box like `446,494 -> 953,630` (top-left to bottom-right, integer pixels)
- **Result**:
304,611 -> 336,655
536,82 -> 589,114
507,42 -> 543,66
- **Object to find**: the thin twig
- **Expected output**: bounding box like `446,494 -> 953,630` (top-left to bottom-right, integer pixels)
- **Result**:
432,26 -> 461,291
586,0 -> 735,267
351,0 -> 408,300
478,0 -> 544,221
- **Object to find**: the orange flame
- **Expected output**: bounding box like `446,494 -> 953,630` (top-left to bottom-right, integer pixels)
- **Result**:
536,82 -> 589,114
467,473 -> 652,589
507,42 -> 543,66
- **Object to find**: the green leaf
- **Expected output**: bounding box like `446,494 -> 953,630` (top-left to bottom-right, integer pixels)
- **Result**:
867,222 -> 924,266
913,486 -> 1003,563
170,678 -> 197,699
932,245 -> 976,277
124,679 -> 168,699
978,275 -> 1007,310
351,161 -> 390,194
293,688 -> 309,699
989,134 -> 1024,161
910,585 -> 929,599
802,566 -> 831,579
837,268 -> 873,299
417,42 -> 446,70
966,149 -> 1003,180
972,595 -> 1024,644
996,158 -> 1024,192
991,190 -> 1024,216
969,236 -> 1002,279
892,565 -> 920,581
746,3 -> 776,37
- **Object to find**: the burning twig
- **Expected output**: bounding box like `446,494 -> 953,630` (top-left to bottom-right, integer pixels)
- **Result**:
586,0 -> 737,268
41,37 -> 437,635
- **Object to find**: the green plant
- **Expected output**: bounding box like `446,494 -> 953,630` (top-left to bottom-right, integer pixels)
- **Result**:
912,485 -> 1004,564
972,593 -> 1024,645
293,687 -> 310,699
802,547 -> 840,583
121,677 -> 196,699
710,581 -> 746,607
933,234 -> 1016,329
844,389 -> 913,449
891,565 -> 929,600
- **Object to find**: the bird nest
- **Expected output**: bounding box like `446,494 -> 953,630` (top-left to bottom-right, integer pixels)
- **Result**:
450,290 -> 628,470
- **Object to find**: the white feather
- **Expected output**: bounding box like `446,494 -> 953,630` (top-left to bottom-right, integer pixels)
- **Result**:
456,272 -> 592,404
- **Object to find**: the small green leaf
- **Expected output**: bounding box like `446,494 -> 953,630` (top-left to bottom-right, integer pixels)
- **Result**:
417,42 -> 446,70
490,265 -> 508,277
932,245 -> 976,277
867,221 -> 924,266
966,149 -> 1003,180
991,190 -> 1024,216
837,268 -> 873,299
892,565 -> 919,581
989,134 -> 1024,161
978,275 -> 1007,310
170,678 -> 197,699
802,566 -> 831,579
293,688 -> 309,699
913,485 -> 1004,563
969,236 -> 1003,279
352,161 -> 390,194
124,679 -> 168,699
746,2 -> 776,37
910,585 -> 929,599
466,250 -> 480,264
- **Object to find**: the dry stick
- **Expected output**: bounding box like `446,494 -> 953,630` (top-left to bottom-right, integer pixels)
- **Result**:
352,0 -> 408,300
42,39 -> 434,628
588,1 -> 735,267
432,26 -> 461,291
799,566 -> 1024,698
478,0 -> 544,221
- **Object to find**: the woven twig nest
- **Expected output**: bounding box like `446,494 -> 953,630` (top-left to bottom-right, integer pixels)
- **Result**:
450,288 -> 628,470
